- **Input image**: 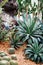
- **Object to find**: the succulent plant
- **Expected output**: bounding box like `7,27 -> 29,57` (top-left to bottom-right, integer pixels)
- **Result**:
10,60 -> 18,65
3,56 -> 11,61
10,32 -> 23,49
24,41 -> 43,63
11,54 -> 17,60
0,51 -> 7,57
8,48 -> 15,54
0,57 -> 2,61
15,14 -> 43,44
0,60 -> 9,65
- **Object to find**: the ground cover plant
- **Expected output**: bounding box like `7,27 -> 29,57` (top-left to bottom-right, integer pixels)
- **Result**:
14,13 -> 43,64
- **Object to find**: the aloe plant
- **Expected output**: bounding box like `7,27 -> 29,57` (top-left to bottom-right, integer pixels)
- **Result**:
24,41 -> 43,63
15,14 -> 43,44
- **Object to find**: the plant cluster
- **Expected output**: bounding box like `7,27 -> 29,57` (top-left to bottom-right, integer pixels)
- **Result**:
13,14 -> 43,63
0,51 -> 18,65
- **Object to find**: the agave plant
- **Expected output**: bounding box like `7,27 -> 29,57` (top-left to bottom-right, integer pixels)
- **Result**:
15,13 -> 43,44
24,41 -> 43,63
10,32 -> 23,49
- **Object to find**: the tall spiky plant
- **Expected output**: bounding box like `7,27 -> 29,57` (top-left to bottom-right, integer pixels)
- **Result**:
24,41 -> 43,63
15,13 -> 43,44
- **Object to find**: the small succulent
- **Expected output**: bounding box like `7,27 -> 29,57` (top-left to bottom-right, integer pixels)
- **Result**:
0,51 -> 7,57
10,60 -> 18,65
11,54 -> 17,60
10,32 -> 23,49
24,41 -> 43,63
8,48 -> 15,54
3,56 -> 11,61
0,60 -> 9,65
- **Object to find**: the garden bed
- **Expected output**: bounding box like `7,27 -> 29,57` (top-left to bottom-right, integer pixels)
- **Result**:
0,42 -> 43,65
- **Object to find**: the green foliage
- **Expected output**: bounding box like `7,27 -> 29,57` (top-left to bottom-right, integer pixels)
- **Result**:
10,32 -> 23,49
24,41 -> 43,63
15,14 -> 43,44
17,0 -> 31,12
0,18 -> 8,42
0,0 -> 8,7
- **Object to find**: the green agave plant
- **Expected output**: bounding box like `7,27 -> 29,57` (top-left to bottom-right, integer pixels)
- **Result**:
10,32 -> 23,49
15,13 -> 43,44
24,41 -> 43,63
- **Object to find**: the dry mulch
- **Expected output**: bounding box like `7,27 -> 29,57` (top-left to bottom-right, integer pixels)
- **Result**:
0,42 -> 43,65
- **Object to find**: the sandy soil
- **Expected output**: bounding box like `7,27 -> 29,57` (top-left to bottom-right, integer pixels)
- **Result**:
0,42 -> 43,65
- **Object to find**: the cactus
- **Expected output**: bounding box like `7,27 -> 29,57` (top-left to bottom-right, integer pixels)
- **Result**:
0,60 -> 9,65
3,56 -> 11,61
0,57 -> 2,61
11,54 -> 17,60
10,60 -> 18,65
8,48 -> 15,54
0,52 -> 7,57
